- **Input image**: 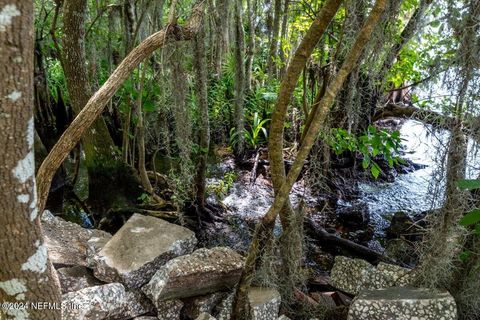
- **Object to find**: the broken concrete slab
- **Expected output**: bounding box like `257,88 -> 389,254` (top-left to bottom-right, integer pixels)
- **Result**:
247,287 -> 281,320
329,256 -> 412,295
329,256 -> 377,295
42,210 -> 111,267
156,299 -> 184,320
143,247 -> 243,303
183,292 -> 228,319
347,286 -> 457,320
93,214 -> 197,289
56,266 -> 104,294
62,283 -> 127,320
196,312 -> 217,320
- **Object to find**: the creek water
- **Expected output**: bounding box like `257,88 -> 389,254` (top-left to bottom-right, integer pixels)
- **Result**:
211,119 -> 480,240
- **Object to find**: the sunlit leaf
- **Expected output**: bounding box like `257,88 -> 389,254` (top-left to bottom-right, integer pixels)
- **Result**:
459,209 -> 480,226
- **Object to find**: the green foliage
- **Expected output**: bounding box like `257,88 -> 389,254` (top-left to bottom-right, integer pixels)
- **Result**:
207,171 -> 237,200
137,192 -> 151,204
327,126 -> 403,179
230,112 -> 270,150
457,179 -> 480,232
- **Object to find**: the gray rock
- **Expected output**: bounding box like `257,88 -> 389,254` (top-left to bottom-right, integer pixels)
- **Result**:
277,316 -> 291,320
329,256 -> 377,295
376,262 -> 412,286
56,266 -> 103,294
42,210 -> 111,267
143,247 -> 243,303
93,214 -> 197,289
133,317 -> 158,320
215,293 -> 234,320
329,256 -> 412,295
196,312 -> 217,320
124,290 -> 155,319
247,287 -> 281,320
347,287 -> 457,320
62,283 -> 127,320
156,299 -> 183,320
183,292 -> 227,319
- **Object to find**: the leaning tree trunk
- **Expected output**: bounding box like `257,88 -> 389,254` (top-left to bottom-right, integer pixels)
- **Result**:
233,0 -> 246,157
231,0 -> 387,317
193,24 -> 210,210
0,1 -> 61,318
36,2 -> 206,213
62,0 -> 115,168
268,0 -> 343,301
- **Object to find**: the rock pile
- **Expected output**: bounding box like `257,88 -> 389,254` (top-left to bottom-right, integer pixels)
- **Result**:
328,256 -> 457,320
42,211 -> 283,320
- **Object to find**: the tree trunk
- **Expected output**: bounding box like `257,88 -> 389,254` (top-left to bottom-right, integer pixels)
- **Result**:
0,1 -> 61,318
233,0 -> 246,157
278,0 -> 290,77
267,0 -> 282,77
36,2 -> 206,213
245,0 -> 256,91
231,0 -> 386,317
136,65 -> 154,194
62,0 -> 114,168
193,24 -> 210,210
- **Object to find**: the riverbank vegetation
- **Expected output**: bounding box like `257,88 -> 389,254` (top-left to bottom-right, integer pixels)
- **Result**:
1,0 -> 479,319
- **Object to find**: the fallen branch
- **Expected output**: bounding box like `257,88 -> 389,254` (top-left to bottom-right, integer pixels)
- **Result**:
304,218 -> 403,266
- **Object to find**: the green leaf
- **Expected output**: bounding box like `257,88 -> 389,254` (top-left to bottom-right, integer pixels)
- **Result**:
362,157 -> 370,169
457,179 -> 480,190
371,162 -> 381,179
475,224 -> 480,235
459,209 -> 480,226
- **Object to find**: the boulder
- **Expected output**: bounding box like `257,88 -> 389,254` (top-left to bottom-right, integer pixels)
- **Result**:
329,256 -> 376,295
124,290 -> 155,319
347,287 -> 457,320
143,247 -> 243,303
247,287 -> 281,320
215,293 -> 234,320
56,266 -> 103,294
133,317 -> 158,320
156,299 -> 183,320
41,210 -> 111,267
196,313 -> 217,320
329,256 -> 412,295
183,292 -> 227,319
93,214 -> 197,289
62,283 -> 127,320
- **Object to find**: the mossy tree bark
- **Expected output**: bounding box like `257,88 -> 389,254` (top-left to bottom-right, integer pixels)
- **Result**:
193,24 -> 210,210
231,0 -> 387,317
62,0 -> 115,167
233,0 -> 246,157
0,1 -> 61,318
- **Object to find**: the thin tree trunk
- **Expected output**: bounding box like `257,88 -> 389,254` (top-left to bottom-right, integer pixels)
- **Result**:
278,0 -> 290,77
193,24 -> 210,209
136,64 -> 154,194
36,2 -> 206,213
245,0 -> 256,91
0,1 -> 61,318
267,0 -> 282,77
62,0 -> 114,168
233,0 -> 246,157
231,0 -> 386,317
